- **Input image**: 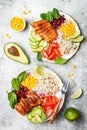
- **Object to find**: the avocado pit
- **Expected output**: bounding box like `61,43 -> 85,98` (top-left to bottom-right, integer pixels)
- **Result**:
8,46 -> 20,56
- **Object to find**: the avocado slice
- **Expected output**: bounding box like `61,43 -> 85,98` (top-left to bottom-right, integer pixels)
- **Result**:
32,46 -> 43,52
41,111 -> 47,121
27,113 -> 32,120
31,30 -> 42,42
35,114 -> 43,123
31,117 -> 36,124
4,42 -> 30,64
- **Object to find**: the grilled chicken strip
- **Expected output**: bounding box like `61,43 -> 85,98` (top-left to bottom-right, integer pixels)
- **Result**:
31,20 -> 58,42
15,90 -> 41,116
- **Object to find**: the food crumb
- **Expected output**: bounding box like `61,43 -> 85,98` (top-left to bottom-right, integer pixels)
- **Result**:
23,5 -> 27,8
67,73 -> 74,78
72,65 -> 77,69
73,82 -> 77,87
22,11 -> 27,15
27,10 -> 31,14
5,33 -> 11,38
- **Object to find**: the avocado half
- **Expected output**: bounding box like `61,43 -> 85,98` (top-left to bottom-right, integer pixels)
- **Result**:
4,42 -> 30,64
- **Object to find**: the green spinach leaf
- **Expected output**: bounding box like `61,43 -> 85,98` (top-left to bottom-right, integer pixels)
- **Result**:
40,13 -> 47,20
8,92 -> 17,109
40,8 -> 60,22
46,11 -> 53,22
52,8 -> 60,19
17,71 -> 26,82
11,78 -> 20,90
37,52 -> 42,61
54,58 -> 67,64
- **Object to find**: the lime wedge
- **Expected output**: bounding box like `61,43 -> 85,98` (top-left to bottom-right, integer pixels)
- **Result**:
71,31 -> 80,39
72,36 -> 83,43
36,65 -> 43,75
71,88 -> 83,99
31,70 -> 42,80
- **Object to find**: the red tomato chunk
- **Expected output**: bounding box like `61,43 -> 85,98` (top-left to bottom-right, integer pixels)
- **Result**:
41,42 -> 61,60
41,95 -> 59,118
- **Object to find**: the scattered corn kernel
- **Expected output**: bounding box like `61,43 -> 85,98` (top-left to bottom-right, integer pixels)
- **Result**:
23,5 -> 27,8
22,11 -> 27,15
10,17 -> 25,31
67,73 -> 74,78
73,82 -> 77,87
27,10 -> 31,14
5,33 -> 11,38
72,65 -> 77,69
59,20 -> 76,39
21,75 -> 38,90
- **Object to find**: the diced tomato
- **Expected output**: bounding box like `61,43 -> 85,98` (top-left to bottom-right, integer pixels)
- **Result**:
46,108 -> 53,118
41,95 -> 59,118
54,49 -> 61,57
43,97 -> 47,102
48,52 -> 57,60
50,43 -> 59,48
52,96 -> 59,103
47,95 -> 52,102
47,46 -> 53,55
45,102 -> 56,107
41,103 -> 46,107
41,49 -> 48,58
45,106 -> 52,110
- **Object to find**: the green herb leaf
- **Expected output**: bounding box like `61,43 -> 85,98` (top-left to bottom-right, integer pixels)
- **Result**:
40,13 -> 47,20
8,92 -> 17,109
11,78 -> 20,90
54,57 -> 67,64
37,52 -> 42,61
46,11 -> 53,22
17,71 -> 26,82
52,8 -> 60,19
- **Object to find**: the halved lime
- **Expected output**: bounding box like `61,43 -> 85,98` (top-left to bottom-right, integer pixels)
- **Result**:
72,36 -> 83,42
31,70 -> 42,80
71,31 -> 80,39
71,88 -> 83,99
64,107 -> 80,121
36,65 -> 43,75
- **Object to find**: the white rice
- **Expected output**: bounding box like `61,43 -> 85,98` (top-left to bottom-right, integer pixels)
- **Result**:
59,39 -> 77,56
37,69 -> 59,95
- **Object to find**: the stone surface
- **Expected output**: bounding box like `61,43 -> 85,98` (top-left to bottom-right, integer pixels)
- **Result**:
0,0 -> 87,130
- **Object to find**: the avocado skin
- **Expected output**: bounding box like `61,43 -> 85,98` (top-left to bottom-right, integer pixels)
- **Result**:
4,42 -> 30,64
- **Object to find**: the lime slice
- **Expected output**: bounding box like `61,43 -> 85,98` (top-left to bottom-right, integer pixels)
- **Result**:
36,65 -> 43,75
72,36 -> 83,42
71,31 -> 80,39
71,88 -> 83,99
31,70 -> 42,80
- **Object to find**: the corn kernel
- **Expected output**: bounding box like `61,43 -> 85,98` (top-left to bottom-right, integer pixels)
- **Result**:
73,83 -> 77,87
22,11 -> 27,15
67,73 -> 74,78
21,75 -> 38,90
72,65 -> 77,69
59,20 -> 76,39
5,33 -> 11,38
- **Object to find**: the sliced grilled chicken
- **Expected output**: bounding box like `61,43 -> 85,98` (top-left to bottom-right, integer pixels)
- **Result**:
31,20 -> 58,42
15,90 -> 41,116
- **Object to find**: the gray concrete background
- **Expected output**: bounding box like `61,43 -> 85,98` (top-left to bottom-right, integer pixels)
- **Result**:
0,0 -> 87,130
